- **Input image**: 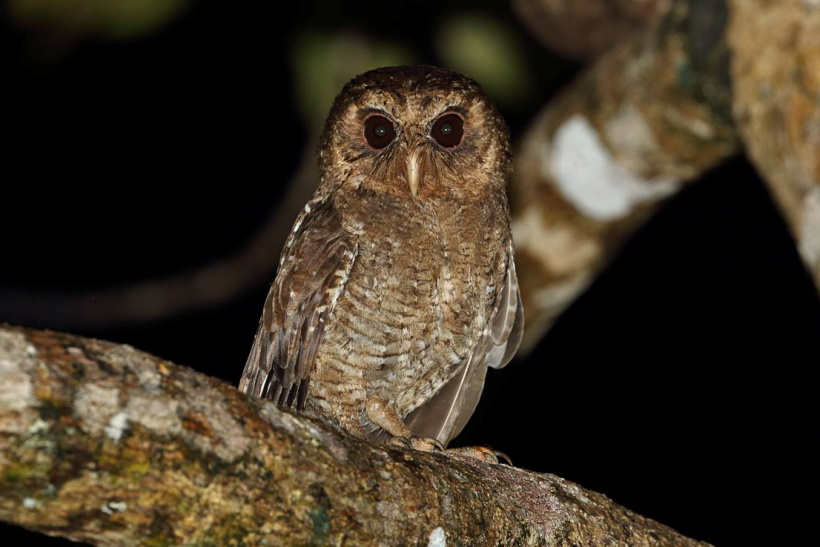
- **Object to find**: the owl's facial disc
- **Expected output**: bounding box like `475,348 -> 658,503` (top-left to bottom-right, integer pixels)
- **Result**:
320,66 -> 511,200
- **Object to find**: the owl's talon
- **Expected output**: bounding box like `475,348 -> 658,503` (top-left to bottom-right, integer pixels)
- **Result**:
445,445 -> 510,465
493,450 -> 513,466
410,437 -> 445,452
388,435 -> 412,449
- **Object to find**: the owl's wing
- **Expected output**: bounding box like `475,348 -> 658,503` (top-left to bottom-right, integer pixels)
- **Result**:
239,196 -> 357,410
405,244 -> 524,446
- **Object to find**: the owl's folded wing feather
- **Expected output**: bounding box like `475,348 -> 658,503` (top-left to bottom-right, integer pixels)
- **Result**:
404,244 -> 524,446
239,197 -> 357,410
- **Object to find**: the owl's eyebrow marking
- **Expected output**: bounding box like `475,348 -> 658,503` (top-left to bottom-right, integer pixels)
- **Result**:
439,105 -> 468,117
359,107 -> 395,121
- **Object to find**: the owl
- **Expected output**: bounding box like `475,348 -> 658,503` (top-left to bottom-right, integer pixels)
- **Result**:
239,65 -> 523,452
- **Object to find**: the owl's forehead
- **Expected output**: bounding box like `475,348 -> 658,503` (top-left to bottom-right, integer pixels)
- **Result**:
352,83 -> 479,119
359,87 -> 474,117
338,66 -> 488,121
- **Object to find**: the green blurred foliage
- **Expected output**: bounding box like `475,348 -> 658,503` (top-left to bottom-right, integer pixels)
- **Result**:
6,0 -> 192,41
291,31 -> 416,130
435,13 -> 532,108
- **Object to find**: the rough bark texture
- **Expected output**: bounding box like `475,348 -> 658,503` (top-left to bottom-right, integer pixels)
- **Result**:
511,0 -> 738,350
728,0 -> 820,290
0,324 -> 710,546
512,0 -> 664,60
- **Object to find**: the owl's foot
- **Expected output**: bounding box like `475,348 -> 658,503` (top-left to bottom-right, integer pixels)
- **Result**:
387,435 -> 445,452
387,435 -> 412,449
365,397 -> 447,453
388,439 -> 511,464
445,446 -> 513,465
412,436 -> 445,452
366,396 -> 412,438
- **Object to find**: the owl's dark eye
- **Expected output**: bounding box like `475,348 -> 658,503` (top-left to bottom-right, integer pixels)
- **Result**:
363,115 -> 396,150
431,113 -> 465,148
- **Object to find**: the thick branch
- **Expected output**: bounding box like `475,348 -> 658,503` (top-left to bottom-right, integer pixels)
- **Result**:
729,0 -> 820,290
0,325 -> 709,546
512,0 -> 663,61
511,0 -> 738,349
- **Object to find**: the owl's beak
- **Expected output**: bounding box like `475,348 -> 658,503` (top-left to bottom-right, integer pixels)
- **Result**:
407,151 -> 421,198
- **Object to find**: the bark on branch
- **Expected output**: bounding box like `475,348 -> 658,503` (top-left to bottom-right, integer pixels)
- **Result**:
0,325 -> 709,546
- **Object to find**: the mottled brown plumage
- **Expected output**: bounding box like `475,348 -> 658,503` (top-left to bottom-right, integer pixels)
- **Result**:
240,65 -> 523,450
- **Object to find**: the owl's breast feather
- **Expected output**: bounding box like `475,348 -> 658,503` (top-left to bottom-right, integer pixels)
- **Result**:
316,194 -> 507,415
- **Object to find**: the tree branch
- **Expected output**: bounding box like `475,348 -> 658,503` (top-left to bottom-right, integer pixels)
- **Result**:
0,324 -> 709,546
511,0 -> 738,350
729,0 -> 820,291
512,0 -> 663,61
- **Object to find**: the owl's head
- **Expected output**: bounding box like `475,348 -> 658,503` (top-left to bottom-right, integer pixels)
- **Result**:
318,65 -> 511,201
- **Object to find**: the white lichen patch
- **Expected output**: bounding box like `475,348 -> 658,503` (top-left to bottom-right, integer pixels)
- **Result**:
126,394 -> 182,435
100,501 -> 128,515
376,500 -> 401,519
512,205 -> 600,275
23,497 -> 37,509
547,115 -> 681,221
74,384 -> 122,436
798,187 -> 820,269
105,412 -> 130,441
189,391 -> 250,462
427,527 -> 446,547
100,342 -> 162,385
134,366 -> 162,392
259,402 -> 298,436
0,331 -> 36,417
0,368 -> 33,414
27,419 -> 50,434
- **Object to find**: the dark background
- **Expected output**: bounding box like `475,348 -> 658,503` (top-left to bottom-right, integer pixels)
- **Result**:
2,1 -> 818,545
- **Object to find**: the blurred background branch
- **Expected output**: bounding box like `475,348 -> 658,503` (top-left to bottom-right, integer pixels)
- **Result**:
728,0 -> 820,290
511,0 -> 738,349
512,0 -> 663,61
507,0 -> 820,350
